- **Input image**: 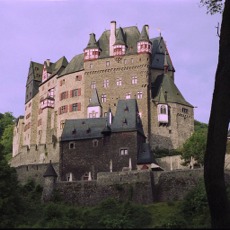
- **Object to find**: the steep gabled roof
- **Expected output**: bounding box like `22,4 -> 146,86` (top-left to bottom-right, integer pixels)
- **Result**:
98,26 -> 140,58
50,56 -> 68,77
151,36 -> 175,72
61,118 -> 107,141
61,99 -> 145,142
58,54 -> 84,77
111,99 -> 144,134
152,73 -> 193,107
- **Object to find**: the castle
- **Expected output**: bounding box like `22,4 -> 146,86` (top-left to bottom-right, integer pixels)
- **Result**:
11,21 -> 194,183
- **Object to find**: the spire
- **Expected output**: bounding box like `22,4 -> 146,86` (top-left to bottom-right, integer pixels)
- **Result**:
164,50 -> 169,73
114,27 -> 125,45
88,88 -> 101,107
85,33 -> 99,49
43,160 -> 58,178
139,25 -> 150,42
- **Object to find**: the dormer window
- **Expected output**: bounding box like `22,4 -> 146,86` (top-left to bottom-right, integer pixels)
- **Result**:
137,41 -> 152,54
84,48 -> 100,61
113,45 -> 126,56
157,104 -> 168,124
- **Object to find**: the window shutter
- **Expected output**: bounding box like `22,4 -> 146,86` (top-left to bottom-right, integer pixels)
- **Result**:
78,88 -> 81,96
65,105 -> 68,113
66,91 -> 69,99
70,90 -> 73,98
69,104 -> 72,112
78,103 -> 81,111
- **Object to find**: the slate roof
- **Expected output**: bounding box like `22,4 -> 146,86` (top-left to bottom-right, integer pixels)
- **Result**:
88,88 -> 101,107
110,99 -> 144,134
85,33 -> 100,49
43,161 -> 58,177
137,143 -> 163,170
138,25 -> 151,42
49,56 -> 68,78
61,99 -> 145,141
152,73 -> 193,107
151,36 -> 175,72
59,54 -> 84,77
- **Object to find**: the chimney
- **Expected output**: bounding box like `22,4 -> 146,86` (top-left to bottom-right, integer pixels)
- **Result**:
46,59 -> 50,67
110,21 -> 116,56
145,24 -> 149,37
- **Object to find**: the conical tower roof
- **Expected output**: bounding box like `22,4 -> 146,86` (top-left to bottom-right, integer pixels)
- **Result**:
114,27 -> 126,45
43,161 -> 58,178
85,33 -> 99,49
88,88 -> 101,107
138,25 -> 151,42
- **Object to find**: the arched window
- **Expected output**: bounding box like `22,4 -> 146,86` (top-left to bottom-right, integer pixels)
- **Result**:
160,105 -> 167,114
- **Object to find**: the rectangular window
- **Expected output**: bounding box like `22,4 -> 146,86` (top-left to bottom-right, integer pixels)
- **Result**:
182,108 -> 188,113
137,91 -> 143,99
59,105 -> 68,114
120,148 -> 128,155
72,103 -> 78,111
103,79 -> 109,88
89,111 -> 98,118
91,81 -> 96,89
126,93 -> 131,99
131,76 -> 137,84
60,120 -> 65,129
106,61 -> 110,67
48,88 -> 55,98
60,91 -> 68,100
71,88 -> 81,97
124,59 -> 127,64
102,94 -> 107,102
90,63 -> 93,69
116,78 -> 122,86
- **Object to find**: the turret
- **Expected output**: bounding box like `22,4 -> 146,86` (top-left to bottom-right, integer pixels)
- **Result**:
87,88 -> 102,118
84,33 -> 100,61
113,27 -> 126,56
41,161 -> 58,202
137,25 -> 152,54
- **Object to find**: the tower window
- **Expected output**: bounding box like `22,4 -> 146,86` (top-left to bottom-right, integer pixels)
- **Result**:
137,91 -> 143,99
125,93 -> 131,99
116,78 -> 122,86
160,105 -> 167,114
103,79 -> 109,88
120,148 -> 128,156
91,81 -> 96,89
131,76 -> 137,84
102,94 -> 107,102
69,142 -> 75,149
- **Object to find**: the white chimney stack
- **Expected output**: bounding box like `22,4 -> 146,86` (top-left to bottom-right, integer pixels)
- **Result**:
110,21 -> 116,56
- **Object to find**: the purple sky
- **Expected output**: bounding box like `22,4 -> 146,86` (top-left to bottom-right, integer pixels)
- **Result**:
0,0 -> 222,124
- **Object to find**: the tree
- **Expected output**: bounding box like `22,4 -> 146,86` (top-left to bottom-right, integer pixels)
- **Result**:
181,127 -> 207,166
201,0 -> 230,228
0,112 -> 15,138
0,144 -> 22,228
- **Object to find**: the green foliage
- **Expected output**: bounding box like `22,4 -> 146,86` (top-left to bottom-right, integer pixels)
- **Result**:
0,112 -> 15,160
0,112 -> 15,138
179,179 -> 211,228
181,120 -> 208,166
85,198 -> 152,228
0,124 -> 14,158
0,144 -> 23,228
154,148 -> 181,158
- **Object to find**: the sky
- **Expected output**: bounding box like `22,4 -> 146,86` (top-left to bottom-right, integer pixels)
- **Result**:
0,0 -> 222,124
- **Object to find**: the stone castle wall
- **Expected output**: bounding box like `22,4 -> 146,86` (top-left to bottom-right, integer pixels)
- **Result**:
46,169 -> 206,206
